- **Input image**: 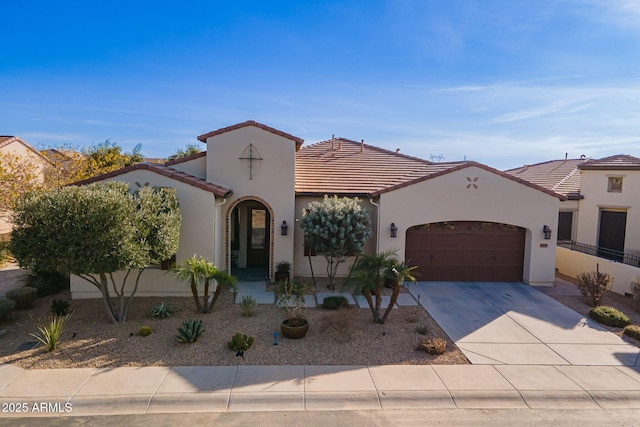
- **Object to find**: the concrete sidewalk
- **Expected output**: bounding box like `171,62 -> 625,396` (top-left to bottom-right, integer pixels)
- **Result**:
2,363 -> 640,417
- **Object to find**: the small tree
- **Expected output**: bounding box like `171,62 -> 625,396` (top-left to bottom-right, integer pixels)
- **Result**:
11,183 -> 181,323
300,195 -> 372,289
0,151 -> 44,222
173,255 -> 237,314
167,144 -> 202,161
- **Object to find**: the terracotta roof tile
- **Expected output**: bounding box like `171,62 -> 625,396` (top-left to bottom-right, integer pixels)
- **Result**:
579,154 -> 640,170
506,159 -> 585,198
73,163 -> 232,198
295,138 -> 462,196
197,120 -> 304,148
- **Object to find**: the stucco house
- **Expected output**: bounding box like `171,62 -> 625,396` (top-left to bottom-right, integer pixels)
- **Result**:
71,120 -> 563,299
0,136 -> 49,234
507,154 -> 640,294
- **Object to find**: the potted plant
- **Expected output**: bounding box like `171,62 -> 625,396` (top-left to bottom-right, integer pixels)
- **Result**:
274,261 -> 291,283
275,279 -> 309,339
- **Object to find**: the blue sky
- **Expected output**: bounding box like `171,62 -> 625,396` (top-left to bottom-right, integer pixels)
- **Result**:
2,0 -> 639,169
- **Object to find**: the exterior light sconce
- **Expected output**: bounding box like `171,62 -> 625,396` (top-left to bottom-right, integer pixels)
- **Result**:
543,225 -> 552,240
390,222 -> 398,238
281,221 -> 288,236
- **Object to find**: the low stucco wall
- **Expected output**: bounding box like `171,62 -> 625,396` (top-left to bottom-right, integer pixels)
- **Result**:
556,246 -> 640,295
71,269 -> 196,299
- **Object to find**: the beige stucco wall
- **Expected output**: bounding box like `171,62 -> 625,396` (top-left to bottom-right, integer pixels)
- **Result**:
575,169 -> 640,256
378,165 -> 560,286
292,195 -> 378,280
204,126 -> 297,277
70,169 -> 218,299
556,246 -> 640,295
168,155 -> 206,179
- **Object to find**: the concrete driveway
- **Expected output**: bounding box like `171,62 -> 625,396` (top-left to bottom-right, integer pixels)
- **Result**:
408,281 -> 640,366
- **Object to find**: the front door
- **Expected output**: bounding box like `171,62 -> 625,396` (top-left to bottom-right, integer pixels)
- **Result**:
598,210 -> 627,261
247,208 -> 269,267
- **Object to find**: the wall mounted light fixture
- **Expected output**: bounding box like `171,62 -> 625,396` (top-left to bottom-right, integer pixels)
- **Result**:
390,222 -> 398,238
543,225 -> 552,240
281,221 -> 288,236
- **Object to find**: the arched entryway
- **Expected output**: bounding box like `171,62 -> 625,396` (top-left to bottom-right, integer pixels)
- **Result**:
227,197 -> 274,281
406,221 -> 525,282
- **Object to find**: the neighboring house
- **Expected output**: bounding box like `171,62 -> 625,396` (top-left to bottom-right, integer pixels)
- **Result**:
71,120 -> 563,299
507,154 -> 640,294
0,136 -> 49,234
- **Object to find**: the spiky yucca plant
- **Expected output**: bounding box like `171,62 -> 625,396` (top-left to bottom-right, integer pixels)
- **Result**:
175,319 -> 205,343
30,314 -> 71,352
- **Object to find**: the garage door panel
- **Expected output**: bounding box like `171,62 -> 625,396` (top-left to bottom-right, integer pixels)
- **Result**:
406,222 -> 525,282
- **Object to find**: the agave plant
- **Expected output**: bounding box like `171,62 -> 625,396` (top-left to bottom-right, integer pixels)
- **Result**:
175,319 -> 205,344
151,301 -> 174,319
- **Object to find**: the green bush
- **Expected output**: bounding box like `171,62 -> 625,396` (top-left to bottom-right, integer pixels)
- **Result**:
6,286 -> 38,310
0,299 -> 16,321
50,299 -> 71,317
322,295 -> 350,310
588,306 -> 630,328
176,319 -> 204,344
623,325 -> 640,341
138,326 -> 153,337
151,301 -> 174,319
239,295 -> 257,317
23,271 -> 68,297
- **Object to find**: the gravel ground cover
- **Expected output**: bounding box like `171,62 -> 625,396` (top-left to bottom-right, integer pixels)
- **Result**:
0,287 -> 468,369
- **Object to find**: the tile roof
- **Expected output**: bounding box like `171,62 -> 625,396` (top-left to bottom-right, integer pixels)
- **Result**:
164,151 -> 206,166
196,120 -> 304,149
0,136 -> 52,164
295,137 -> 468,196
505,159 -> 586,198
73,163 -> 232,198
579,154 -> 640,170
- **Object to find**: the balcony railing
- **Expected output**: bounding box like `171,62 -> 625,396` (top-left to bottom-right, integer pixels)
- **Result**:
558,240 -> 640,268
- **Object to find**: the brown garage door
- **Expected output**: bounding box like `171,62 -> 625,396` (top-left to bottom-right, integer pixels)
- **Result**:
406,221 -> 525,282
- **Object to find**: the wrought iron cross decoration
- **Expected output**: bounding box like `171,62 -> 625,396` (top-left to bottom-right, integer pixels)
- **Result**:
239,143 -> 263,180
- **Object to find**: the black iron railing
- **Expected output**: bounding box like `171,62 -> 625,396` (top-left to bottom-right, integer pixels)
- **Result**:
558,240 -> 640,267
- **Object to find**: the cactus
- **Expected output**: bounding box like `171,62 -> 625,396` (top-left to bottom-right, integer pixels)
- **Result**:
227,332 -> 254,359
138,326 -> 153,337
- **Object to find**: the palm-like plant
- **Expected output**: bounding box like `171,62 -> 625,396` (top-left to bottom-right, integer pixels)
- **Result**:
381,260 -> 417,323
173,255 -> 237,313
349,249 -> 417,324
350,249 -> 397,324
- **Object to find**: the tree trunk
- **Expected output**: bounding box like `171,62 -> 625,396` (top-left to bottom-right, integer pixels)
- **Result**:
374,287 -> 382,323
207,280 -> 224,312
381,281 -> 401,324
362,288 -> 377,322
307,253 -> 316,288
203,280 -> 210,313
190,279 -> 203,313
98,273 -> 118,324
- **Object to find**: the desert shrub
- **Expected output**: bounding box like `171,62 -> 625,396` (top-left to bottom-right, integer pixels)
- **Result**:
322,295 -> 350,310
138,326 -> 153,337
577,270 -> 613,307
417,337 -> 447,355
588,306 -> 630,328
6,286 -> 38,310
227,332 -> 254,358
23,270 -> 68,297
176,319 -> 204,344
239,295 -> 257,317
319,307 -> 359,342
151,301 -> 174,319
0,299 -> 16,321
50,299 -> 71,317
415,325 -> 428,335
0,235 -> 12,267
30,314 -> 71,352
623,324 -> 640,341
